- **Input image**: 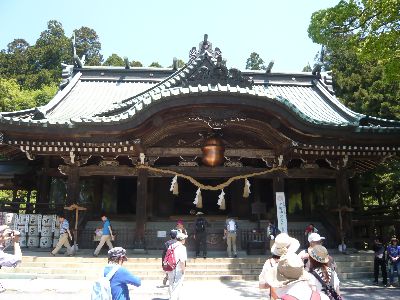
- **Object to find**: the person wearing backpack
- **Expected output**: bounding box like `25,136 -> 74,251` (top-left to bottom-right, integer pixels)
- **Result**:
166,231 -> 188,300
94,213 -> 114,257
162,230 -> 178,286
194,212 -> 208,258
387,236 -> 400,287
224,215 -> 238,258
91,247 -> 141,300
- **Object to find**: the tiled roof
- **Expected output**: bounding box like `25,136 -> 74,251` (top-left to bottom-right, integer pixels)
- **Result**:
1,45 -> 400,133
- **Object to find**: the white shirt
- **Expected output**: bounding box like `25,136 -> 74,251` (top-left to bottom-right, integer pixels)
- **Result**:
173,242 -> 187,272
309,268 -> 340,293
283,281 -> 330,300
259,258 -> 278,285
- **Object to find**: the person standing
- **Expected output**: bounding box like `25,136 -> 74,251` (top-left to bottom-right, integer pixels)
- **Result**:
224,215 -> 238,258
162,230 -> 178,286
194,212 -> 208,258
266,221 -> 279,250
167,231 -> 188,300
94,213 -> 114,257
0,225 -> 22,293
176,220 -> 187,235
103,247 -> 141,300
304,223 -> 318,249
373,237 -> 387,286
308,245 -> 341,298
51,214 -> 73,256
387,236 -> 400,287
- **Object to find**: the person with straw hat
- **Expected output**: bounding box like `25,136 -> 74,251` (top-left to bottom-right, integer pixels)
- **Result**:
308,245 -> 341,298
265,252 -> 327,300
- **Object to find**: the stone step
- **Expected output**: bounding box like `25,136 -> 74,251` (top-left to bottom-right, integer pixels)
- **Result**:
340,271 -> 373,280
337,266 -> 372,273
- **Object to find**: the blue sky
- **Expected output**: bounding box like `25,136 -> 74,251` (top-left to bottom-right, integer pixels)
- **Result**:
0,0 -> 339,71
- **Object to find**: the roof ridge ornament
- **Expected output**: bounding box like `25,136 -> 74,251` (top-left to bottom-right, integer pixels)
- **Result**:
189,34 -> 222,61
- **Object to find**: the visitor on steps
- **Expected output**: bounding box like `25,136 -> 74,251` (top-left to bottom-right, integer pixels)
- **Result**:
94,213 -> 114,257
373,236 -> 387,286
265,252 -> 327,300
304,224 -> 318,250
105,247 -> 141,300
308,245 -> 341,299
176,220 -> 188,235
224,215 -> 238,258
51,213 -> 74,256
167,231 -> 188,300
194,212 -> 208,258
266,221 -> 280,250
387,236 -> 400,287
162,229 -> 178,286
0,225 -> 22,293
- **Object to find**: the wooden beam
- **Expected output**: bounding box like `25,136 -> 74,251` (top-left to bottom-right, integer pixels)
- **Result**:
146,147 -> 275,158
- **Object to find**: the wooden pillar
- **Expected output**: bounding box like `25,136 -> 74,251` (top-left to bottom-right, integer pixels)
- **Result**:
36,157 -> 51,214
66,166 -> 80,205
134,168 -> 148,249
272,176 -> 285,223
92,177 -> 103,216
336,169 -> 353,246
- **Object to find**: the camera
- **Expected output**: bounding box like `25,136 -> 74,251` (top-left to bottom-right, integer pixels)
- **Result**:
6,229 -> 20,238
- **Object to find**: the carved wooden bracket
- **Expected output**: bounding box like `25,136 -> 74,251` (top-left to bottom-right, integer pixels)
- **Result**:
61,152 -> 91,166
223,157 -> 243,168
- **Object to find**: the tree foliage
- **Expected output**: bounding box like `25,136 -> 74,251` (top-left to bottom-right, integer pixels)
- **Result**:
74,26 -> 103,66
130,60 -> 143,67
246,52 -> 266,70
149,62 -> 162,68
308,0 -> 400,81
308,1 -> 400,207
103,53 -> 125,66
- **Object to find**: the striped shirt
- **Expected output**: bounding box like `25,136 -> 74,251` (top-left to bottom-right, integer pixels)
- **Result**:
60,219 -> 70,235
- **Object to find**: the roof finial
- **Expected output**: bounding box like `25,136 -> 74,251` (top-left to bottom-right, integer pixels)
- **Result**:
124,57 -> 130,69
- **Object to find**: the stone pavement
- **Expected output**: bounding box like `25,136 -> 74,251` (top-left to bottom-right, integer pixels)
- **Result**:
1,278 -> 400,300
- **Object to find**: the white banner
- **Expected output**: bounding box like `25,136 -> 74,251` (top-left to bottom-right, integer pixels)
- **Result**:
276,192 -> 288,233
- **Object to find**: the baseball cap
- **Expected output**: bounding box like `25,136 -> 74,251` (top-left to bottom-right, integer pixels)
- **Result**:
176,231 -> 188,241
108,247 -> 128,261
308,233 -> 325,243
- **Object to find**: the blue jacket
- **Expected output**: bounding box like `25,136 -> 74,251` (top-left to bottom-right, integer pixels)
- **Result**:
104,265 -> 141,300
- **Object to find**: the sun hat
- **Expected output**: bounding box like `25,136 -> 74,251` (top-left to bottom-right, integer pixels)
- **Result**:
308,245 -> 329,264
108,247 -> 128,261
176,231 -> 188,241
308,233 -> 325,243
265,253 -> 309,288
391,236 -> 398,242
0,225 -> 9,233
271,233 -> 300,256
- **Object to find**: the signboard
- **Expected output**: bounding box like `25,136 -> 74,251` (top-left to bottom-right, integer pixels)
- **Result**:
157,230 -> 167,238
275,192 -> 287,233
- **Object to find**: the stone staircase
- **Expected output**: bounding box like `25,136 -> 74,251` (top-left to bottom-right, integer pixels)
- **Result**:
0,250 -> 374,281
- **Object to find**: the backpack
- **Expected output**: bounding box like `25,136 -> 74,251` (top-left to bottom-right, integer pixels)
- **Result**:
91,265 -> 120,300
195,218 -> 206,232
162,244 -> 178,272
311,270 -> 343,300
227,220 -> 236,232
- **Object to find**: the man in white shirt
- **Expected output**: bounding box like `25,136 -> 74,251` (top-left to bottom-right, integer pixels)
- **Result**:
167,231 -> 188,300
224,215 -> 238,258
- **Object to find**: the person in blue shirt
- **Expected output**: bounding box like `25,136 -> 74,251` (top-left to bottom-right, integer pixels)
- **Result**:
105,247 -> 141,300
94,213 -> 114,257
387,236 -> 400,287
51,214 -> 73,256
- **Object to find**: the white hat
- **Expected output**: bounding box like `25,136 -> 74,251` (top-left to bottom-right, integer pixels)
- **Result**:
308,233 -> 325,243
265,253 -> 309,288
176,231 -> 188,240
271,233 -> 300,256
196,212 -> 204,216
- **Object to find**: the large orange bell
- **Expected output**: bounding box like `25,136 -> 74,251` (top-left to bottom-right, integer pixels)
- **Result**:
201,136 -> 225,167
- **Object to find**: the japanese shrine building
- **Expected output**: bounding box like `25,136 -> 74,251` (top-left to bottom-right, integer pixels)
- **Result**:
1,35 -> 400,247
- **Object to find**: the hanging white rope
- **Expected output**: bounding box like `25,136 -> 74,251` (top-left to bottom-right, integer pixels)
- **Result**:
243,178 -> 251,198
169,175 -> 179,195
193,188 -> 203,208
217,189 -> 226,210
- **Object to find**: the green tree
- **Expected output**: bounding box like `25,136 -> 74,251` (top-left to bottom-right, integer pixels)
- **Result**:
149,62 -> 162,68
245,52 -> 266,70
302,63 -> 312,72
130,60 -> 143,67
74,26 -> 103,66
103,53 -> 125,66
308,0 -> 400,81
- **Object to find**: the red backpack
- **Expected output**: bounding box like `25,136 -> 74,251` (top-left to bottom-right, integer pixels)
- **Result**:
162,244 -> 178,272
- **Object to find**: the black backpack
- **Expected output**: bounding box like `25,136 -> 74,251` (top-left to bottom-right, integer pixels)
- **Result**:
195,218 -> 206,232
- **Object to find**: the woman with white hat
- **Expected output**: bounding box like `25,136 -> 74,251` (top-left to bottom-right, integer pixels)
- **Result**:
308,245 -> 341,298
259,233 -> 300,295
